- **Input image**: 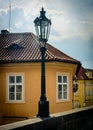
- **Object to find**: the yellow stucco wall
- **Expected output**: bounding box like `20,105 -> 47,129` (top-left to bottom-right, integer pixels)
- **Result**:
0,62 -> 77,118
74,80 -> 85,108
74,80 -> 93,108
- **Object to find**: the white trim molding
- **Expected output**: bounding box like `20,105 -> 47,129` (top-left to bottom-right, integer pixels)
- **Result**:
56,72 -> 70,102
6,73 -> 25,103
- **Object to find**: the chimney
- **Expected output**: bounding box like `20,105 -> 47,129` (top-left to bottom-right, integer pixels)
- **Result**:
1,30 -> 10,34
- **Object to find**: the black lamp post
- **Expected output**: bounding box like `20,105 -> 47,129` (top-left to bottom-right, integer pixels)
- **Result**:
34,8 -> 51,117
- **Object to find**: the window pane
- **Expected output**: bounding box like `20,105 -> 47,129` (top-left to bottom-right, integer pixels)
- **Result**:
58,92 -> 62,99
86,87 -> 90,96
9,76 -> 15,83
63,85 -> 67,92
16,93 -> 22,100
58,76 -> 62,83
58,84 -> 62,91
9,85 -> 15,92
63,92 -> 67,99
16,85 -> 22,92
63,76 -> 67,83
58,85 -> 62,99
9,93 -> 15,100
16,76 -> 22,83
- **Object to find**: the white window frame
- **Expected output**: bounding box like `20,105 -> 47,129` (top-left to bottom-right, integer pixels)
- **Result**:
6,73 -> 25,103
56,72 -> 69,102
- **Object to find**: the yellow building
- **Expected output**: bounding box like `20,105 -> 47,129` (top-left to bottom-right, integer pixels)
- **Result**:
86,69 -> 93,79
0,30 -> 81,118
74,66 -> 93,108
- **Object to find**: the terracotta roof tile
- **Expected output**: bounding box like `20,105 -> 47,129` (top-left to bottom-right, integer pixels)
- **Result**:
0,32 -> 80,64
77,66 -> 90,80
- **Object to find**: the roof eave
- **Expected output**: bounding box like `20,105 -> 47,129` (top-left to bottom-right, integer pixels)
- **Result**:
76,62 -> 82,76
0,59 -> 81,65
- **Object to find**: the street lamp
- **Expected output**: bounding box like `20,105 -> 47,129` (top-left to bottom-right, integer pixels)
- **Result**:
34,8 -> 51,117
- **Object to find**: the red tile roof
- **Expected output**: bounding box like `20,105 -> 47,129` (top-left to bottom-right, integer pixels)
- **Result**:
77,66 -> 90,80
0,32 -> 81,65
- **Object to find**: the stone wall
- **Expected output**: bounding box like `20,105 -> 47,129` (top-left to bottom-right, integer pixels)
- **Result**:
0,106 -> 93,130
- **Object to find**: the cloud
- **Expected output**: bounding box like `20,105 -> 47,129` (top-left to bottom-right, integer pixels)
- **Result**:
15,21 -> 22,29
0,0 -> 93,68
0,0 -> 93,40
0,0 -> 9,10
0,0 -> 48,32
9,0 -> 47,17
47,0 -> 93,42
0,0 -> 93,41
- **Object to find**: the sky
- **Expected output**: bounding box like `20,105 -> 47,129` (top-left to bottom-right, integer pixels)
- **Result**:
0,0 -> 93,69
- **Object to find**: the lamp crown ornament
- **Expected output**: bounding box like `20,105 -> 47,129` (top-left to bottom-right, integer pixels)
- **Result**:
40,7 -> 46,18
34,7 -> 51,43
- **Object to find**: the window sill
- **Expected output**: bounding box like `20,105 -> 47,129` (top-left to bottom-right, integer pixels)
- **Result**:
5,100 -> 25,104
56,99 -> 70,103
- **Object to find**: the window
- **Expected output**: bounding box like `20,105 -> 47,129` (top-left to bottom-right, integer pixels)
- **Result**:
57,74 -> 69,101
7,74 -> 24,102
85,86 -> 90,96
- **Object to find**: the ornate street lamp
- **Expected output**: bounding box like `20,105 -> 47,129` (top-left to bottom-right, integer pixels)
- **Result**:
34,8 -> 51,117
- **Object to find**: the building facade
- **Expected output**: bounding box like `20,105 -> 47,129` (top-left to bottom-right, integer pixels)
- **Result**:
74,66 -> 93,108
0,31 -> 81,118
